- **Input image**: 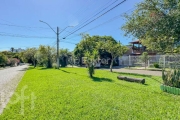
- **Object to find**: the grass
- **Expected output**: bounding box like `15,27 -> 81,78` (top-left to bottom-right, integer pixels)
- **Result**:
1,67 -> 180,119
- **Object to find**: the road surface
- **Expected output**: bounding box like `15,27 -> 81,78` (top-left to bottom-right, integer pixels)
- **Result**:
0,65 -> 28,114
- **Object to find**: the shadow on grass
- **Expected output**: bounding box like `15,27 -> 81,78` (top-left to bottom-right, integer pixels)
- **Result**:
39,68 -> 50,70
150,77 -> 163,84
60,69 -> 71,74
91,76 -> 113,82
114,83 -> 165,95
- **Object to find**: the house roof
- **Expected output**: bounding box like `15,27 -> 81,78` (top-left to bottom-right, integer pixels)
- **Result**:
129,40 -> 141,44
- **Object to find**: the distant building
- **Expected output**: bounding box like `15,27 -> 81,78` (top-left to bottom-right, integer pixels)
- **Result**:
12,48 -> 25,53
124,40 -> 156,56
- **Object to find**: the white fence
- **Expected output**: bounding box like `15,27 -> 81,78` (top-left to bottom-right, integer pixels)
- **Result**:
119,55 -> 180,68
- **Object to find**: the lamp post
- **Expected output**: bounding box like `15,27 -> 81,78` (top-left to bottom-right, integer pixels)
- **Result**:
39,20 -> 73,69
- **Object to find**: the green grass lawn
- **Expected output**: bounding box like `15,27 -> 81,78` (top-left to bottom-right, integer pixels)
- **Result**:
1,67 -> 180,119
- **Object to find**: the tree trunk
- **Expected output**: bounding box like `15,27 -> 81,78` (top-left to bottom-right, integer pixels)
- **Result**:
110,58 -> 114,72
33,59 -> 36,68
117,76 -> 145,84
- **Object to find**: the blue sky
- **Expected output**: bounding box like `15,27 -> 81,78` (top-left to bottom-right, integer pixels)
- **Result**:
0,0 -> 143,51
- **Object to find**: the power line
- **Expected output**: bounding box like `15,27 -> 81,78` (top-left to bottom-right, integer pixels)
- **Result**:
74,0 -> 119,28
62,6 -> 134,41
0,32 -> 77,46
82,7 -> 134,33
62,0 -> 120,38
62,0 -> 127,39
0,32 -> 55,39
0,23 -> 56,30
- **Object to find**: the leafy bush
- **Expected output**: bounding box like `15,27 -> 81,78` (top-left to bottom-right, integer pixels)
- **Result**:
52,63 -> 58,69
162,69 -> 180,88
153,63 -> 159,68
0,53 -> 8,66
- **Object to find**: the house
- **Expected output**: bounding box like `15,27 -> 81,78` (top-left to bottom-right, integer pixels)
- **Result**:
124,40 -> 156,56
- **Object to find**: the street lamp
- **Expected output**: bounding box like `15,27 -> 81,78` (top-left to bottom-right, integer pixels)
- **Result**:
39,20 -> 73,69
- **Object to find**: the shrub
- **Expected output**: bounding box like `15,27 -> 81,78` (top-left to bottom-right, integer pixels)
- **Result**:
0,53 -> 8,66
153,63 -> 159,68
162,69 -> 180,88
52,63 -> 58,69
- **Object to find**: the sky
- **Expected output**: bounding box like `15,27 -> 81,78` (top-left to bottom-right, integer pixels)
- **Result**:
0,0 -> 143,51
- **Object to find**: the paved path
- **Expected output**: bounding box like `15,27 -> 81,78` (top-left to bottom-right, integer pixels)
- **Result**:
111,68 -> 162,76
0,65 -> 28,114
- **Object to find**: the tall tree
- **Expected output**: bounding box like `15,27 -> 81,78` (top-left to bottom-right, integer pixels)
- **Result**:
122,0 -> 180,53
24,48 -> 37,68
10,47 -> 14,53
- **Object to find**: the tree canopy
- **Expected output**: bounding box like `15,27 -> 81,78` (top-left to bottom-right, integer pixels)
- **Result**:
74,34 -> 117,65
99,40 -> 128,72
122,0 -> 180,53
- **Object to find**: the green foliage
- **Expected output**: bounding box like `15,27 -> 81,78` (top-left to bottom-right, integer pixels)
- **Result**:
52,63 -> 58,69
73,34 -> 117,65
2,67 -> 180,119
59,49 -> 71,67
122,0 -> 180,53
85,50 -> 98,77
162,69 -> 180,88
140,52 -> 149,69
0,53 -> 8,67
35,45 -> 55,68
99,40 -> 128,72
153,63 -> 159,68
24,48 -> 37,67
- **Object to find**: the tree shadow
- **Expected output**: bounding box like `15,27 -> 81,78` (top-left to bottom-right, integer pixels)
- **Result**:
150,77 -> 163,84
114,83 -> 164,95
91,76 -> 113,82
60,69 -> 71,74
38,68 -> 53,70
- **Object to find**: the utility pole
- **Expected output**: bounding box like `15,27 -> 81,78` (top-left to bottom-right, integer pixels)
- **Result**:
57,27 -> 60,69
40,20 -> 74,69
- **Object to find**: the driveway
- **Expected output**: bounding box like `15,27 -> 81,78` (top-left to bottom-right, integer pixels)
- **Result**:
111,68 -> 162,76
0,65 -> 28,114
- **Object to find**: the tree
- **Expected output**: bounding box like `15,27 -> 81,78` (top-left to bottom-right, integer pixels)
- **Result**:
99,40 -> 128,72
24,48 -> 37,68
68,52 -> 75,67
0,53 -> 8,67
59,49 -> 71,67
74,34 -> 116,66
122,0 -> 180,53
140,52 -> 149,69
10,47 -> 14,53
35,45 -> 55,68
85,50 -> 98,77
